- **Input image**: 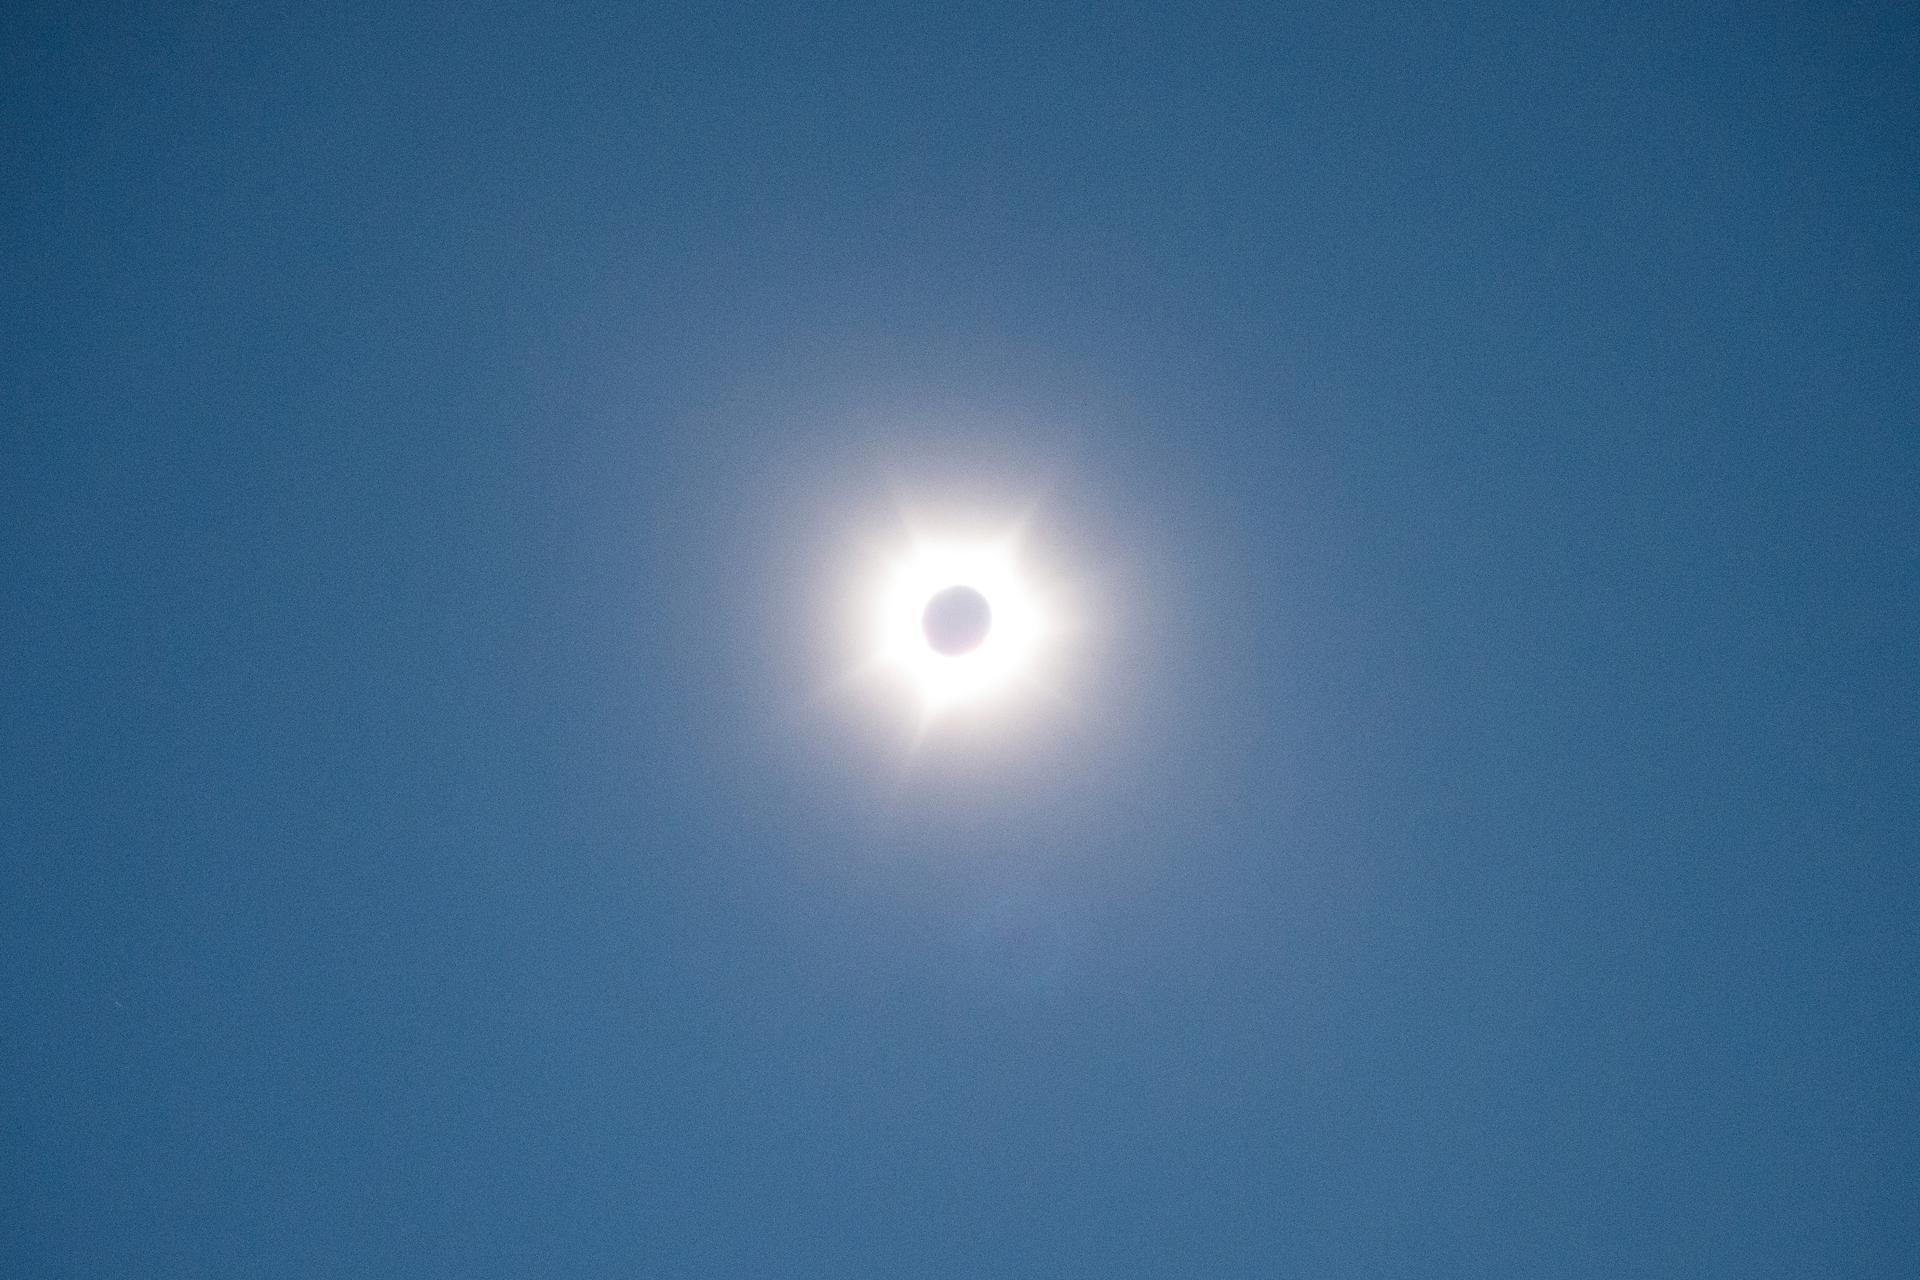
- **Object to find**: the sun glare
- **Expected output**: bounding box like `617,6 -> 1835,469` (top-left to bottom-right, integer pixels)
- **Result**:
870,531 -> 1053,717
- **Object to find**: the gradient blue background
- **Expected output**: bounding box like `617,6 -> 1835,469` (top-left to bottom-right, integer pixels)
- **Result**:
5,2 -> 1916,1274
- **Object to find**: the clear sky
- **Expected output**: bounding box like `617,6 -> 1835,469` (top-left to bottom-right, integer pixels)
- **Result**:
5,2 -> 1916,1275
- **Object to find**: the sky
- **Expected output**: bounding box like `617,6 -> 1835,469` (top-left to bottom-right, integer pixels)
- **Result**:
4,2 -> 1917,1275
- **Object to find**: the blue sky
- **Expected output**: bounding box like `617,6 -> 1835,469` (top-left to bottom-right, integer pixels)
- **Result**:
5,2 -> 1916,1274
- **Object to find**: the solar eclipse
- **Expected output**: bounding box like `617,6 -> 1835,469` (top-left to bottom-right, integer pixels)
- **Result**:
861,522 -> 1061,723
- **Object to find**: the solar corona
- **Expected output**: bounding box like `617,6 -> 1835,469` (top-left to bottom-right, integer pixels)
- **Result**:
860,522 -> 1060,724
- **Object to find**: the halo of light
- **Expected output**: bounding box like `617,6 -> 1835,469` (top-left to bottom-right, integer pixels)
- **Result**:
870,531 -> 1052,716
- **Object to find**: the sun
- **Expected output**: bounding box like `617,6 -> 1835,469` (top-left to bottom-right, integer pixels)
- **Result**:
869,530 -> 1054,717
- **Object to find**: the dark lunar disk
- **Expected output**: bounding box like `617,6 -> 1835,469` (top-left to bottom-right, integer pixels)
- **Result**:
922,585 -> 993,656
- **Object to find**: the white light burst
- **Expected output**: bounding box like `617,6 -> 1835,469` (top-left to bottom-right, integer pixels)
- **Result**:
867,526 -> 1058,719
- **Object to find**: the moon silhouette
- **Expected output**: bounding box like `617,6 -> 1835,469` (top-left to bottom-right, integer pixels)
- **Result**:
921,585 -> 992,656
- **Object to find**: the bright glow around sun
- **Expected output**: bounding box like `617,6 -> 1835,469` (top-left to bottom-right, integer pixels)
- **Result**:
870,530 -> 1054,717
